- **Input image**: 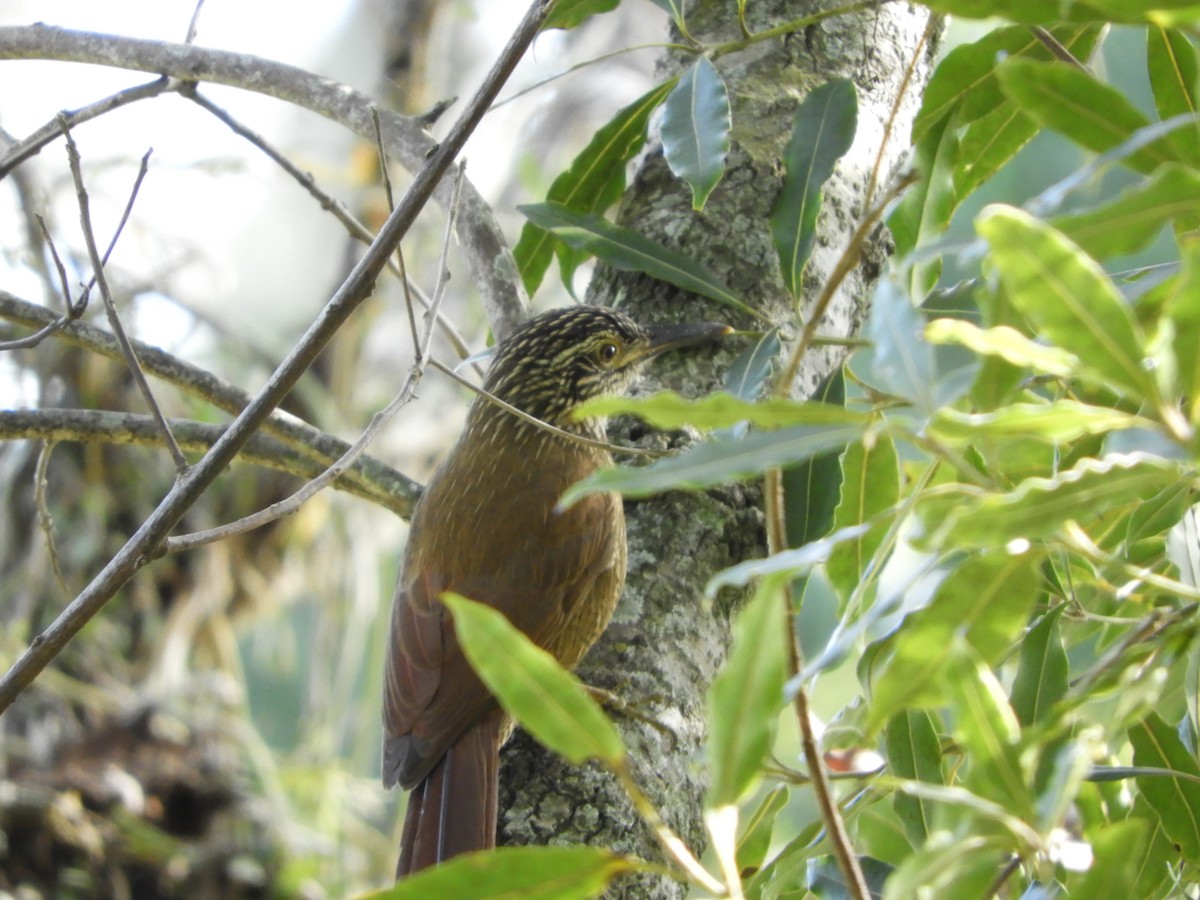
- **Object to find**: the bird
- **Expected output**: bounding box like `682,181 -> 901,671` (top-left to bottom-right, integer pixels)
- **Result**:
382,305 -> 728,877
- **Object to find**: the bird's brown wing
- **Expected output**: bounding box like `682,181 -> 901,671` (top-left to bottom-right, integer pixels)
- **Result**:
382,475 -> 620,790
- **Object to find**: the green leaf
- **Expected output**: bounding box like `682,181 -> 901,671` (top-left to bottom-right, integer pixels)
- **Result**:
1167,237 -> 1200,419
1051,164 -> 1200,258
541,0 -> 621,30
886,710 -> 943,845
825,433 -> 900,603
924,453 -> 1180,548
1147,27 -> 1200,167
772,79 -> 857,298
921,0 -> 1200,25
853,280 -> 938,413
560,421 -> 865,507
359,845 -> 638,899
736,786 -> 788,876
513,81 -> 676,296
443,593 -> 626,766
706,524 -> 871,597
868,550 -> 1042,733
724,330 -> 780,401
1070,819 -> 1147,899
925,318 -> 1078,378
890,109 -> 958,295
575,390 -> 867,431
1129,711 -> 1200,863
1011,605 -> 1069,727
996,58 -> 1183,175
707,573 -> 790,807
518,202 -> 757,317
662,57 -> 731,211
784,368 -> 846,548
976,205 -> 1157,403
929,401 -> 1153,446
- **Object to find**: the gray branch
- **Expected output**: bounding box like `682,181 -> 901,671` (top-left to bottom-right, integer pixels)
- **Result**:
0,22 -> 528,340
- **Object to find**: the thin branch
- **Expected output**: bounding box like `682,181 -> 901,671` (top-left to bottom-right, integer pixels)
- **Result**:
0,76 -> 174,179
1029,25 -> 1089,70
0,408 -> 413,515
184,0 -> 206,44
0,290 -> 421,512
61,128 -> 188,474
163,167 -> 468,551
0,23 -> 528,339
34,440 -> 71,596
0,0 -> 556,714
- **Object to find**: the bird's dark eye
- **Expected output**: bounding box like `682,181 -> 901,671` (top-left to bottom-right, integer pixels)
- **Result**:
596,342 -> 619,363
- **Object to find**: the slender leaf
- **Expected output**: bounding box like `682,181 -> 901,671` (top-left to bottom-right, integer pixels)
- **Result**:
925,318 -> 1078,378
923,453 -> 1180,548
724,330 -> 781,401
890,109 -> 958,295
1167,237 -> 1200,419
996,58 -> 1183,175
560,421 -> 865,507
1069,819 -> 1145,899
1147,27 -> 1200,167
771,79 -> 857,298
360,846 -> 638,900
886,710 -> 943,845
1011,605 -> 1069,727
783,368 -> 846,548
514,81 -> 676,296
929,401 -> 1152,446
736,786 -> 788,876
662,57 -> 731,210
707,573 -> 790,807
542,0 -> 621,30
853,279 -> 938,413
706,524 -> 871,596
977,206 -> 1157,403
922,0 -> 1200,25
1051,164 -> 1200,258
519,201 -> 757,317
1129,711 -> 1200,863
825,433 -> 900,603
443,593 -> 625,766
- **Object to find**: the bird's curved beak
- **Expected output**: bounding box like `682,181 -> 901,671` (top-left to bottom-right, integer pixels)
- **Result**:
638,321 -> 732,361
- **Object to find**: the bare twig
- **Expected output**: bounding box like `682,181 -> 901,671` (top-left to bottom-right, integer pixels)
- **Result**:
163,167 -> 468,551
0,219 -> 79,351
0,408 -> 413,515
61,127 -> 188,474
0,290 -> 421,512
0,77 -> 173,179
0,23 -> 528,338
0,0 -> 556,713
184,0 -> 206,44
34,440 -> 71,596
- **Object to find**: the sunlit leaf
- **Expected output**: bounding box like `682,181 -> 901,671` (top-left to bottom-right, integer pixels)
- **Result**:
890,110 -> 958,295
929,401 -> 1152,446
772,78 -> 857,298
359,845 -> 638,899
707,573 -> 789,807
977,206 -> 1157,403
825,433 -> 900,603
443,593 -> 625,766
1011,605 -> 1069,727
705,524 -> 871,596
575,390 -> 867,431
519,202 -> 757,317
1166,237 -> 1200,419
662,57 -> 730,210
925,318 -> 1077,378
1147,27 -> 1200,167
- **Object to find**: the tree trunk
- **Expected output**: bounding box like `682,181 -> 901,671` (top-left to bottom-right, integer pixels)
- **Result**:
498,2 -> 937,896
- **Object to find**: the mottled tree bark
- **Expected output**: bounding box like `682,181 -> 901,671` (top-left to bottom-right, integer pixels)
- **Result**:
498,2 -> 937,897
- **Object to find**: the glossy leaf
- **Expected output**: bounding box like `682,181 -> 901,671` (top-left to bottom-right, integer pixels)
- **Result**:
1051,164 -> 1200,258
575,390 -> 868,432
707,573 -> 789,807
977,206 -> 1157,404
560,421 -> 865,507
724,329 -> 780,401
996,58 -> 1182,175
1147,27 -> 1200,167
825,433 -> 900,603
542,0 -> 621,30
1011,605 -> 1069,727
1129,711 -> 1200,863
662,57 -> 731,210
443,593 -> 625,766
514,81 -> 676,296
360,846 -> 638,899
519,202 -> 756,317
771,79 -> 857,298
886,710 -> 943,845
923,453 -> 1179,548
